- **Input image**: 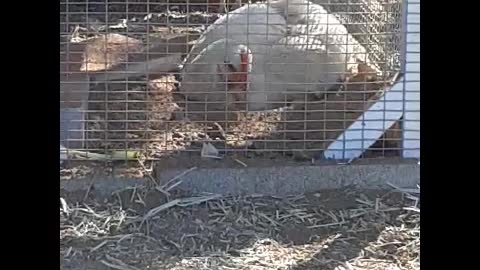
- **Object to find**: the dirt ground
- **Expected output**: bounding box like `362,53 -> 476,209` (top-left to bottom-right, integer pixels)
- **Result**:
60,186 -> 419,270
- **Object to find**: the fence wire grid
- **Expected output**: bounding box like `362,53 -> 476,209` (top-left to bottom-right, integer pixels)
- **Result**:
60,0 -> 419,166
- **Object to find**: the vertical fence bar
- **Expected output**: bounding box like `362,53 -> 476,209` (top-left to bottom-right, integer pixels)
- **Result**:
402,0 -> 420,158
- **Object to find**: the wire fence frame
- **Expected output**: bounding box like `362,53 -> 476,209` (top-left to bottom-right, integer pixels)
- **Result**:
59,0 -> 419,165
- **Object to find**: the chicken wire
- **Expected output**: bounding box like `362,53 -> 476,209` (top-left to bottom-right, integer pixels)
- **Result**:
319,0 -> 403,77
60,0 -> 412,164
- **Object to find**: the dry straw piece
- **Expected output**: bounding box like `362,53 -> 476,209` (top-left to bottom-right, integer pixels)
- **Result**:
61,186 -> 419,270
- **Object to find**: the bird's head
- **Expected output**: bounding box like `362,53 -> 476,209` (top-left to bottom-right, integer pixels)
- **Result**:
214,40 -> 253,92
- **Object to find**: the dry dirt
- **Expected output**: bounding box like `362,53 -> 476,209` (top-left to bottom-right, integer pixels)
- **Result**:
60,186 -> 419,270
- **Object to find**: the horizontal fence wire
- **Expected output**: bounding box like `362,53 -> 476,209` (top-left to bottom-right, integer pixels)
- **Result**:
60,0 -> 419,171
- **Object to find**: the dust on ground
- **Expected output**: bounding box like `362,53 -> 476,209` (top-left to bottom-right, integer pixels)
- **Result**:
60,186 -> 419,270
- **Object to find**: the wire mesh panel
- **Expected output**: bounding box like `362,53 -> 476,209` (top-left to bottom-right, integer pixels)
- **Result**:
60,0 -> 418,169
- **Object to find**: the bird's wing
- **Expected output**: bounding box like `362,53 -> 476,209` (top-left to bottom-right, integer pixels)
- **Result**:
269,0 -> 379,75
184,3 -> 288,65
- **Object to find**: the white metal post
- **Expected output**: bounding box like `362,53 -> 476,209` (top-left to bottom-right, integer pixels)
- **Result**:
402,0 -> 420,158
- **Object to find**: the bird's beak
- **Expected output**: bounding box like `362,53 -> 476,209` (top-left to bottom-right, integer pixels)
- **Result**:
216,50 -> 251,91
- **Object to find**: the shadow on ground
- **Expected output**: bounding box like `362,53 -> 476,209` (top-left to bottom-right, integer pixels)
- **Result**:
60,185 -> 419,270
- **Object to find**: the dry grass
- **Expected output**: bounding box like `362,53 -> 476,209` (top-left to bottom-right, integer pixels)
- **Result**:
60,186 -> 419,270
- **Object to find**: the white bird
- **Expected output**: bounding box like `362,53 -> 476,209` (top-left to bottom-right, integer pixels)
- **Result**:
79,0 -> 374,112
269,0 -> 378,74
181,37 -> 345,111
179,0 -> 374,111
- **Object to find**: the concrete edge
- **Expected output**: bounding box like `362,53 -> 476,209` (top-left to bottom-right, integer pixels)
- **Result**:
60,163 -> 420,199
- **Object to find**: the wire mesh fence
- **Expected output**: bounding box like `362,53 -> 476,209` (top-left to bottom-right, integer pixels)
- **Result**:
60,0 -> 419,166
